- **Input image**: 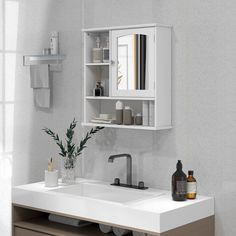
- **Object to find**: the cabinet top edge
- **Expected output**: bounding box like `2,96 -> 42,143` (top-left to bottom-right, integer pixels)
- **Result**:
82,23 -> 173,32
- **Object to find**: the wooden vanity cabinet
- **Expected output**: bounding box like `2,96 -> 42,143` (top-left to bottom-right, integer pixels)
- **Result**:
12,204 -> 214,236
14,227 -> 49,236
12,204 -> 113,236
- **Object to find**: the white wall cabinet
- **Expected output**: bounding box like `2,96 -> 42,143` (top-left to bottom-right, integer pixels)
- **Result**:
82,24 -> 172,130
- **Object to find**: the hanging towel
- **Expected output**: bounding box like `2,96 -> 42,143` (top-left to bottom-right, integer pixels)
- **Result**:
30,64 -> 49,88
34,88 -> 50,108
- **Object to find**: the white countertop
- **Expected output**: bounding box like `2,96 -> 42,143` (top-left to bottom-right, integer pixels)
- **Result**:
12,178 -> 214,234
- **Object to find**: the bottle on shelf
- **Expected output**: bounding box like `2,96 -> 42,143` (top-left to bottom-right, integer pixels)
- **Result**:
135,113 -> 142,125
93,82 -> 104,96
50,31 -> 59,55
123,106 -> 132,125
115,101 -> 123,125
97,82 -> 104,96
172,160 -> 187,201
92,36 -> 102,63
187,170 -> 197,200
103,36 -> 109,63
93,83 -> 102,97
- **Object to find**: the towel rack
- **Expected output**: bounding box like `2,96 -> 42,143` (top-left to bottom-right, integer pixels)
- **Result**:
23,54 -> 66,71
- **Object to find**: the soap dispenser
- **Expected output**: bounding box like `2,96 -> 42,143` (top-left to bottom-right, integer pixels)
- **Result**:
172,160 -> 187,201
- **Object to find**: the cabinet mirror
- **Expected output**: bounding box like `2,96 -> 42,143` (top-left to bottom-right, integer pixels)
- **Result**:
111,27 -> 155,97
117,34 -> 147,91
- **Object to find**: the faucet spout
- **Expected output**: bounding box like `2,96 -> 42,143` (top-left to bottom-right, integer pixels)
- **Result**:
108,154 -> 132,185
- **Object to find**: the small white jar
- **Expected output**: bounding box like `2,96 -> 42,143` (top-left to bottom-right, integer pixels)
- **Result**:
45,170 -> 58,187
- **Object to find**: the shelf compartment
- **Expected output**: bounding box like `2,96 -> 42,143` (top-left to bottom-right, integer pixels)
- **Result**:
85,96 -> 155,101
14,216 -> 111,236
84,99 -> 158,130
23,55 -> 66,66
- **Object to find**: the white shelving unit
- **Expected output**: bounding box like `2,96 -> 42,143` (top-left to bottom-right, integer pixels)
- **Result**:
82,23 -> 172,131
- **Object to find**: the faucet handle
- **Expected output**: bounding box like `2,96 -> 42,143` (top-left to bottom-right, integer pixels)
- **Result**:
114,178 -> 120,185
138,181 -> 145,189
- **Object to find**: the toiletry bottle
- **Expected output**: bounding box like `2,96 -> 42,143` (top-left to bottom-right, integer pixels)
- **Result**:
93,82 -> 102,96
123,106 -> 132,125
187,170 -> 197,199
50,31 -> 59,55
97,82 -> 104,96
103,36 -> 109,63
135,113 -> 142,125
115,101 -> 123,125
92,36 -> 102,63
172,160 -> 187,201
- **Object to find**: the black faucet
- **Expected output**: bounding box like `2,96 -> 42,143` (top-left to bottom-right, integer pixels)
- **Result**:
108,153 -> 148,190
108,153 -> 132,185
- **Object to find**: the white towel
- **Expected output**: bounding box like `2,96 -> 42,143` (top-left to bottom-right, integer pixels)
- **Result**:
48,214 -> 91,227
30,64 -> 49,88
34,88 -> 50,108
113,227 -> 131,236
99,224 -> 113,233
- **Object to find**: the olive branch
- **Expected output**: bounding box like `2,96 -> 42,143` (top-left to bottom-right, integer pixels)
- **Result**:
43,118 -> 104,159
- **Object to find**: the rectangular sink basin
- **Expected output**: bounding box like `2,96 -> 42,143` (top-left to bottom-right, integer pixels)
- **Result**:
50,182 -> 163,204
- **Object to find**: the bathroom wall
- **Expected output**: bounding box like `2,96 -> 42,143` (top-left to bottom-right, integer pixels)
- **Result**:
82,1 -> 236,236
13,0 -> 83,185
12,0 -> 236,236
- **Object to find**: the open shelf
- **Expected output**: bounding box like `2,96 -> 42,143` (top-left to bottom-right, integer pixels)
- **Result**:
85,96 -> 155,101
23,54 -> 66,66
14,216 -> 112,236
82,122 -> 159,130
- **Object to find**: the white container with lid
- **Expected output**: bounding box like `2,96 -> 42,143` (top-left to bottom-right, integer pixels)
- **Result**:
50,31 -> 59,55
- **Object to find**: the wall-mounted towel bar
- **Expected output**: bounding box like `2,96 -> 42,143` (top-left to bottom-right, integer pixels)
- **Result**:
23,54 -> 65,65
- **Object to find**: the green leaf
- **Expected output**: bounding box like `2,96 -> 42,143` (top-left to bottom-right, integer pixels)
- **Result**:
43,120 -> 104,159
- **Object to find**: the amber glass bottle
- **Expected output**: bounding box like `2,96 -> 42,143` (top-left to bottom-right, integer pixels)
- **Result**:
172,160 -> 187,201
187,170 -> 197,199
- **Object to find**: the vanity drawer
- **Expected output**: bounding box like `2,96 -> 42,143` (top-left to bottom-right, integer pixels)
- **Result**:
14,227 -> 51,236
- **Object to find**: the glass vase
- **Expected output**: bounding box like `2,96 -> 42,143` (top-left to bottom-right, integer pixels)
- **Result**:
61,157 -> 76,184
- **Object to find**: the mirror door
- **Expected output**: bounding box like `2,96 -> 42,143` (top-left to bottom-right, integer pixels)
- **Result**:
111,27 -> 155,97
